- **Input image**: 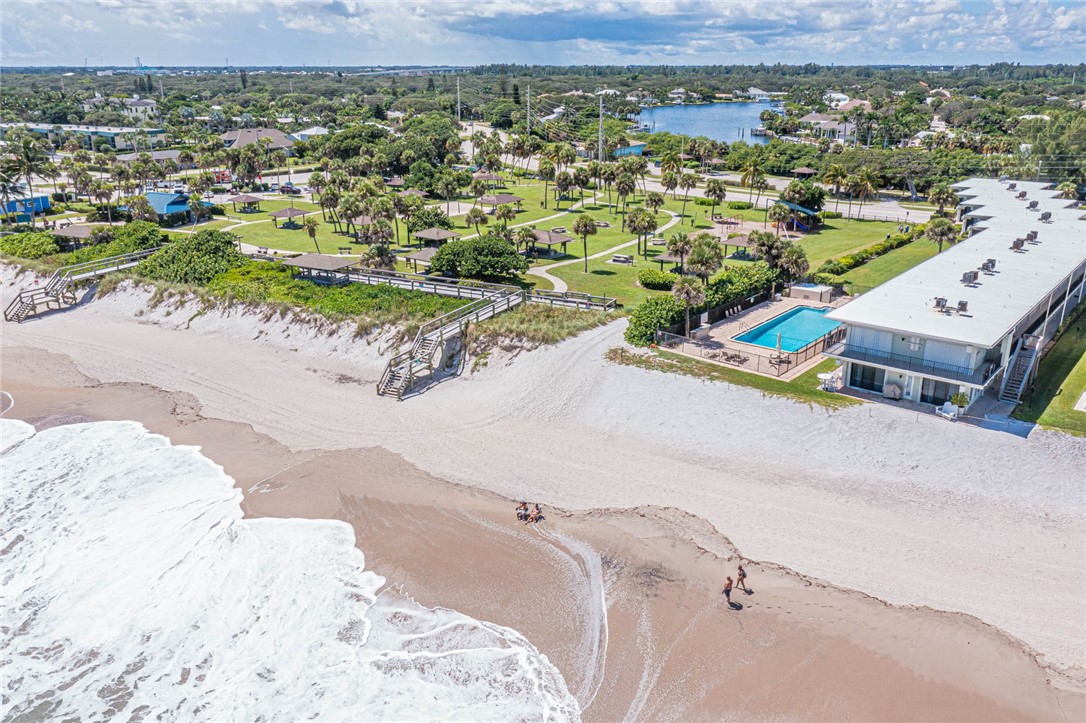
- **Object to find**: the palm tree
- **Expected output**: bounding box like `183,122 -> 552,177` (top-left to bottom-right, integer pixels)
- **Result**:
128,194 -> 158,223
94,181 -> 115,224
660,151 -> 681,176
600,163 -> 617,207
514,226 -> 536,255
645,191 -> 665,217
749,229 -> 785,270
465,206 -> 488,235
666,231 -> 693,274
844,174 -> 861,218
704,179 -> 727,222
361,243 -> 396,270
854,169 -> 880,217
678,172 -> 698,220
538,159 -> 555,209
571,214 -> 598,272
303,215 -> 322,253
686,235 -> 723,285
187,192 -> 203,231
9,133 -> 48,228
629,208 -> 658,257
926,217 -> 957,253
553,171 -> 574,210
740,159 -> 765,204
671,276 -> 705,338
0,161 -> 27,225
781,243 -> 810,281
822,163 -> 848,212
928,184 -> 957,215
767,203 -> 791,236
494,203 -> 517,230
661,171 -> 679,200
615,173 -> 636,229
1056,181 -> 1078,200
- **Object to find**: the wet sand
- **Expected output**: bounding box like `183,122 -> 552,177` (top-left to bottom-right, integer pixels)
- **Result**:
3,346 -> 1080,721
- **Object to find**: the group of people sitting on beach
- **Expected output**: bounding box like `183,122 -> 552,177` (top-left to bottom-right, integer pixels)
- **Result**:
515,502 -> 544,525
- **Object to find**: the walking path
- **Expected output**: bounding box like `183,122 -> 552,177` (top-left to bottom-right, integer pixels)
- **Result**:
528,210 -> 682,292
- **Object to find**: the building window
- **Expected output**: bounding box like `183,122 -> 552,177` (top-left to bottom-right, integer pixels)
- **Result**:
849,363 -> 886,392
919,379 -> 960,405
908,336 -> 921,352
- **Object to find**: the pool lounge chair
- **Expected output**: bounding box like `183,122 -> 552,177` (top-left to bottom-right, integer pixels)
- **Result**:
935,401 -> 958,421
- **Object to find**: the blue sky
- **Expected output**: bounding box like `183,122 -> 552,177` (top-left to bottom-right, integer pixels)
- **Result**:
2,1 -> 1083,67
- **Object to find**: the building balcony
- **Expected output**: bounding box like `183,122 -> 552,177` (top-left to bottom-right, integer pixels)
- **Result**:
825,343 -> 1002,387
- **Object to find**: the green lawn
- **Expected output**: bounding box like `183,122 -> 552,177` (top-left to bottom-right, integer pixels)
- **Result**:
840,238 -> 939,290
798,219 -> 902,269
1013,310 -> 1086,436
606,350 -> 862,410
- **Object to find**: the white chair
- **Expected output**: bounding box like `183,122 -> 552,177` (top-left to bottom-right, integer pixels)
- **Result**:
934,401 -> 958,421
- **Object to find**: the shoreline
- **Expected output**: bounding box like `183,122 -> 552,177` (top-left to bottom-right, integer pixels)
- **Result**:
2,347 -> 1083,719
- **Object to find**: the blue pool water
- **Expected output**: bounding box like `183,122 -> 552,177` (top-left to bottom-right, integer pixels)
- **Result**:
734,306 -> 840,352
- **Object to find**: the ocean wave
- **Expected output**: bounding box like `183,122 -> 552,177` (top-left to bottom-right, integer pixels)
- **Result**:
0,419 -> 579,722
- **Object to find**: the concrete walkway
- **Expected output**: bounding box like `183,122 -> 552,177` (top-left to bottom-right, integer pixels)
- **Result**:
528,210 -> 682,292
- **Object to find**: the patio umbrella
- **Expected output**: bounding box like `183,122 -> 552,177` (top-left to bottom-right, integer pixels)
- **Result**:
776,332 -> 783,359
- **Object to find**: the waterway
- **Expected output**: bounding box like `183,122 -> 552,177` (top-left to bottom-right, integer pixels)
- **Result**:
636,102 -> 771,144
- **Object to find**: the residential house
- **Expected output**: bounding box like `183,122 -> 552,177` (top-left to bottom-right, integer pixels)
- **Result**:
219,127 -> 295,154
81,94 -> 159,120
142,191 -> 207,225
292,126 -> 329,142
747,87 -> 771,101
825,178 -> 1085,410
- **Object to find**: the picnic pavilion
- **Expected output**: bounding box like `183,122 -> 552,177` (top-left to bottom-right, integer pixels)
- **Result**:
413,227 -> 460,247
397,189 -> 429,199
525,228 -> 573,257
227,194 -> 263,213
687,229 -> 754,258
791,166 -> 817,179
269,206 -> 308,229
405,246 -> 439,272
280,253 -> 356,285
472,170 -> 504,187
477,193 -> 523,212
385,176 -> 405,188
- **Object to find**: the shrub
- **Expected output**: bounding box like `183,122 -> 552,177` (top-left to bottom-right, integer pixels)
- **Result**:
62,221 -> 166,265
137,229 -> 245,285
50,192 -> 68,202
727,201 -> 754,210
208,204 -> 226,216
0,231 -> 59,259
210,186 -> 227,193
430,236 -> 528,280
694,198 -> 714,206
624,294 -> 685,346
812,272 -> 845,287
819,210 -> 843,219
85,205 -> 132,223
638,267 -> 678,290
704,261 -> 777,308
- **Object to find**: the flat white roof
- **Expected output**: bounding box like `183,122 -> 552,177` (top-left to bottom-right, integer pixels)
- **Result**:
0,122 -> 163,134
828,178 -> 1086,348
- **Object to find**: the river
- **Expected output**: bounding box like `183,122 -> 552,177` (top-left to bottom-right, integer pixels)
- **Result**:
636,102 -> 772,144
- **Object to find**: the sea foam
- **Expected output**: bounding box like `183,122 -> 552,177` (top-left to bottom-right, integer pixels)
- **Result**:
1,419 -> 579,721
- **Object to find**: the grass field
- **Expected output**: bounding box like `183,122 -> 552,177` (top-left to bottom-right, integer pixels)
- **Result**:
1013,309 -> 1086,436
606,350 -> 862,410
797,219 -> 902,268
840,238 -> 939,289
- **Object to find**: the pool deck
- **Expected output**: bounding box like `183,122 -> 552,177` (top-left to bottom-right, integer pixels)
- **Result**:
671,295 -> 849,381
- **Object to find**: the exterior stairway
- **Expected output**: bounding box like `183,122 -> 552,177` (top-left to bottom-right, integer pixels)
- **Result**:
999,341 -> 1038,403
377,290 -> 524,399
4,248 -> 160,323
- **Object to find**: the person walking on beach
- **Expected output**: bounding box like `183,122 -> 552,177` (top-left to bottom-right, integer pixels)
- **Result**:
737,564 -> 749,593
722,576 -> 733,603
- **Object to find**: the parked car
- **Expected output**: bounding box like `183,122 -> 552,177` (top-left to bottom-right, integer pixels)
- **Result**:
279,183 -> 301,195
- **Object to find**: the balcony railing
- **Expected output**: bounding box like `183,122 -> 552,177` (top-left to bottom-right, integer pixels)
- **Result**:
825,342 -> 1002,386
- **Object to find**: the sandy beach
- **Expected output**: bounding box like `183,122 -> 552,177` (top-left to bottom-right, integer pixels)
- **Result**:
3,274 -> 1085,719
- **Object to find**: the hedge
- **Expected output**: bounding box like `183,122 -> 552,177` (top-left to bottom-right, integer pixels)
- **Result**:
819,210 -> 843,219
638,267 -> 678,290
727,201 -> 754,210
137,229 -> 245,285
814,224 -> 928,278
624,262 -> 778,346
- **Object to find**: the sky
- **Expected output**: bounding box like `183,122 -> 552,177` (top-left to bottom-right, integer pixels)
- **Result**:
2,0 -> 1084,68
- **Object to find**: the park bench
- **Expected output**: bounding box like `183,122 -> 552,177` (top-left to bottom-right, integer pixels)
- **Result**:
611,254 -> 634,265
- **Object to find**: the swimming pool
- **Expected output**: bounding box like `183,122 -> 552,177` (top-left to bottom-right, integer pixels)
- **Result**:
733,306 -> 841,352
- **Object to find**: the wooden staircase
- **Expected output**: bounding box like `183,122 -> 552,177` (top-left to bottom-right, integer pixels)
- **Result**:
4,248 -> 159,323
377,290 -> 525,399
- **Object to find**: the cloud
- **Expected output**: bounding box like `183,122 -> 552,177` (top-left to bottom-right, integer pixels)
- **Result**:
0,0 -> 1082,66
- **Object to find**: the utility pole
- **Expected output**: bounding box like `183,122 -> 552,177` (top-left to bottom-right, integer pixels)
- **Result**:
598,93 -> 604,163
526,84 -> 530,136
456,77 -> 461,123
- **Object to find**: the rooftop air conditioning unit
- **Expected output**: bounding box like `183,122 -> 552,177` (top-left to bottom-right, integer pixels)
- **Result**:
961,270 -> 979,284
1008,182 -> 1017,190
957,300 -> 969,313
1016,191 -> 1028,200
1027,200 -> 1039,210
1011,238 -> 1025,250
934,297 -> 948,310
1040,211 -> 1052,222
1027,230 -> 1038,241
981,259 -> 997,273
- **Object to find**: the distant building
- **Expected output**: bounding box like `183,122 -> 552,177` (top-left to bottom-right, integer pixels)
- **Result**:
219,127 -> 295,154
81,94 -> 159,120
115,149 -> 195,169
3,193 -> 51,221
0,122 -> 166,151
824,91 -> 850,105
292,126 -> 329,142
142,191 -> 207,225
837,99 -> 872,113
613,140 -> 647,158
747,87 -> 771,101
